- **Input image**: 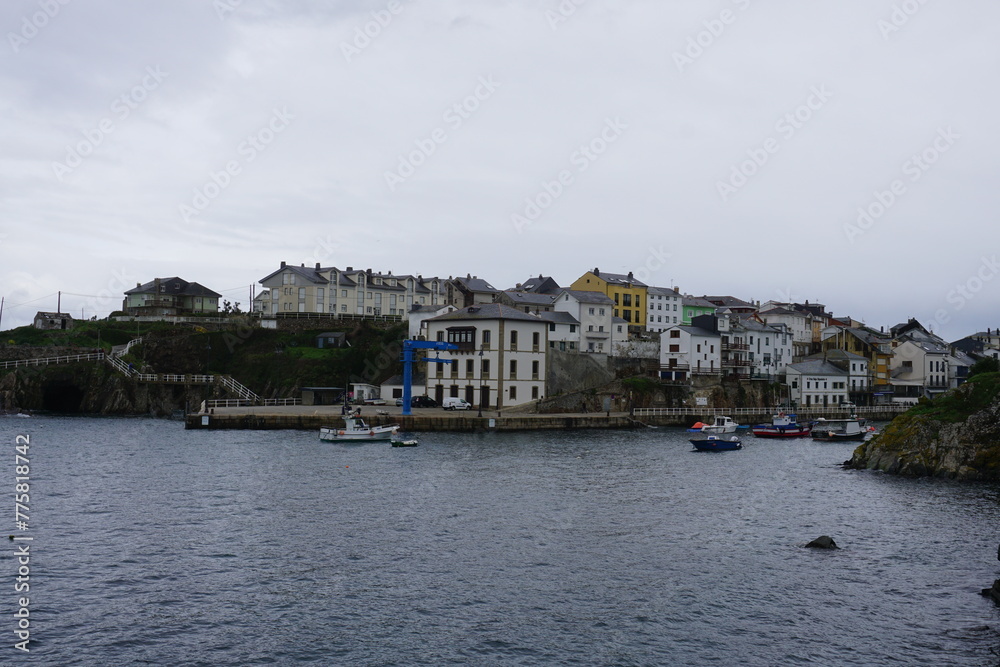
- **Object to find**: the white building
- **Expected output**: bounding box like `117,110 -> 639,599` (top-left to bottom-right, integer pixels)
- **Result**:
659,319 -> 724,381
760,306 -> 812,360
553,290 -> 617,354
785,360 -> 850,408
646,286 -> 683,333
737,318 -> 794,378
537,311 -> 580,352
889,339 -> 952,402
424,304 -> 547,409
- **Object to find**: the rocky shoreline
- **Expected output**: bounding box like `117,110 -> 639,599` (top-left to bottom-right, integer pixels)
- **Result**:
849,374 -> 1000,481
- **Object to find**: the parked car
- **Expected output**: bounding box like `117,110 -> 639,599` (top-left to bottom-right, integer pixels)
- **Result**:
393,396 -> 440,408
364,398 -> 386,405
442,397 -> 472,411
411,396 -> 439,408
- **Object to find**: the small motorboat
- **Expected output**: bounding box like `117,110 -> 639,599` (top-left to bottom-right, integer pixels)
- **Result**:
320,416 -> 399,442
810,418 -> 868,441
687,416 -> 742,434
752,412 -> 812,438
690,434 -> 743,451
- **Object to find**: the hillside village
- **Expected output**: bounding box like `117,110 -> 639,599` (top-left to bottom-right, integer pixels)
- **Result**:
32,264 -> 1000,412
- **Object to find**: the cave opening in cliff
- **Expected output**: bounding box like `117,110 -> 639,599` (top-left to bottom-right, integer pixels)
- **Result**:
42,381 -> 85,413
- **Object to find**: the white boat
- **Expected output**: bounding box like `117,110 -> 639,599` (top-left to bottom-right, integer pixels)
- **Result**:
688,416 -> 740,434
810,418 -> 871,442
319,416 -> 399,442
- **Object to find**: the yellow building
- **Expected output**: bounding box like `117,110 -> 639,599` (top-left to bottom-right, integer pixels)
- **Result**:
570,268 -> 648,333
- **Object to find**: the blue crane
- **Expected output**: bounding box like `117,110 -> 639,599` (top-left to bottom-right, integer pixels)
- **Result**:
400,339 -> 457,416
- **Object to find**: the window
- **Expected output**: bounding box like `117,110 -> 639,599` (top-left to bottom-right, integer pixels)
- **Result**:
465,359 -> 474,378
481,359 -> 490,377
599,308 -> 605,316
670,330 -> 680,338
569,325 -> 576,333
532,332 -> 540,349
622,294 -> 631,307
549,323 -> 556,332
342,289 -> 348,298
623,310 -> 632,322
509,386 -> 517,400
482,330 -> 491,346
635,296 -> 640,309
588,308 -> 595,315
446,327 -> 476,350
614,293 -> 620,305
510,330 -> 518,349
532,360 -> 539,379
669,345 -> 679,353
532,386 -> 539,399
510,360 -> 517,379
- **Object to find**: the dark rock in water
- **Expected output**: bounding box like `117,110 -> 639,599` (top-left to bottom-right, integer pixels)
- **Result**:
981,579 -> 1000,604
805,536 -> 839,549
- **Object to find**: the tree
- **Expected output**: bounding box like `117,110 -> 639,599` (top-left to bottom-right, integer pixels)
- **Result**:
968,356 -> 999,378
222,300 -> 243,315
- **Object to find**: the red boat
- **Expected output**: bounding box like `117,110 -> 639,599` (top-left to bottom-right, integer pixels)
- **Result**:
751,413 -> 812,438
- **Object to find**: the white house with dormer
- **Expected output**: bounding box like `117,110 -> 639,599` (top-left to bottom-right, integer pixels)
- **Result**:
423,304 -> 547,409
552,289 -> 617,354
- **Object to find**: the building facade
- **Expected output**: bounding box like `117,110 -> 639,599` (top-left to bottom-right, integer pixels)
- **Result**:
423,304 -> 547,409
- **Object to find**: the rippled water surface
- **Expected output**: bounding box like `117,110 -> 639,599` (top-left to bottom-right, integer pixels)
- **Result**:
3,416 -> 1000,665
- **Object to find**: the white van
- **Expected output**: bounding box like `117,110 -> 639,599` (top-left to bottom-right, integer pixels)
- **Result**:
442,397 -> 472,411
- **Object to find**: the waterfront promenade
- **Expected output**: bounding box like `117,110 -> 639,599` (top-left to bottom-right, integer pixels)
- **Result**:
185,404 -> 908,432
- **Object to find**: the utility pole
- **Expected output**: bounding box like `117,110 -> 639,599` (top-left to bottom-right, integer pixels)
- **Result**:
57,291 -> 61,314
0,296 -> 4,330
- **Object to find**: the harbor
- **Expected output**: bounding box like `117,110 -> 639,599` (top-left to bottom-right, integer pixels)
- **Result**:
184,404 -> 910,431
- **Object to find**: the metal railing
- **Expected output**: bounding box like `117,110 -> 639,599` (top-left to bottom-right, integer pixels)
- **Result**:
274,312 -> 403,322
632,405 -> 912,417
262,398 -> 302,406
206,399 -> 253,408
0,353 -> 104,369
217,375 -> 259,403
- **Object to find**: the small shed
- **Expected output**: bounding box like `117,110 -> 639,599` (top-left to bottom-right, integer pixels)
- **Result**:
301,387 -> 345,406
349,383 -> 379,402
33,312 -> 74,330
316,332 -> 348,349
380,373 -> 426,400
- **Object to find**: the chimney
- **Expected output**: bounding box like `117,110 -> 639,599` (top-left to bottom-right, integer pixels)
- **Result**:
315,263 -> 320,270
366,268 -> 371,275
280,261 -> 286,268
594,267 -> 600,277
627,271 -> 633,281
346,266 -> 353,272
136,282 -> 141,288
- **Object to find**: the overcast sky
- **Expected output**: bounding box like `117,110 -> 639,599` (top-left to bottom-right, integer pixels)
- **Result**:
2,0 -> 998,340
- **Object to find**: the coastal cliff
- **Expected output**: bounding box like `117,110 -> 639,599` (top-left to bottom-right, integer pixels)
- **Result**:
850,373 -> 1000,481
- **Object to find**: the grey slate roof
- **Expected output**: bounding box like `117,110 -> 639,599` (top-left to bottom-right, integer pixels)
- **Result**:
558,289 -> 615,305
537,311 -> 579,325
702,295 -> 756,310
787,360 -> 848,376
682,296 -> 717,309
451,276 -> 499,293
502,291 -> 558,306
593,271 -> 647,287
428,303 -> 543,322
125,277 -> 222,298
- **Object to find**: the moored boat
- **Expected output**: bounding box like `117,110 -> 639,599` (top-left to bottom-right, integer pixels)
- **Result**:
320,416 -> 399,442
752,412 -> 812,438
810,418 -> 869,441
687,416 -> 741,434
690,434 -> 743,451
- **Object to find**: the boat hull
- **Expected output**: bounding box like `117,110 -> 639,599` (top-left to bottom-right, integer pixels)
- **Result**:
810,431 -> 867,442
752,425 -> 812,438
690,437 -> 742,451
319,426 -> 399,442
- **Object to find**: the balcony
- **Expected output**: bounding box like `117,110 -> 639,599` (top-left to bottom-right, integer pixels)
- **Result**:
721,359 -> 752,367
722,342 -> 749,351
